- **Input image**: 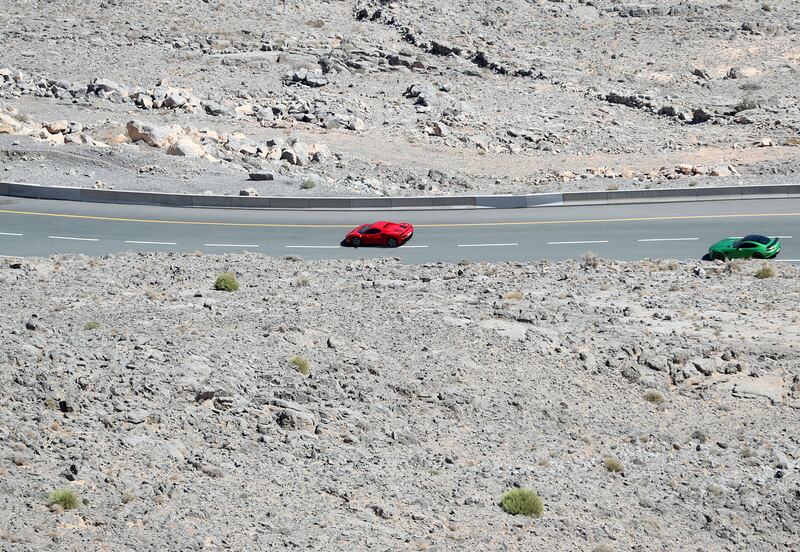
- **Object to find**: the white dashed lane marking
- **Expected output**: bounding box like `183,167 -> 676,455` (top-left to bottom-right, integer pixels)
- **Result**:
125,240 -> 177,245
49,235 -> 99,242
285,245 -> 340,249
0,232 -> 23,236
547,240 -> 608,245
457,243 -> 518,248
637,237 -> 699,242
204,243 -> 259,248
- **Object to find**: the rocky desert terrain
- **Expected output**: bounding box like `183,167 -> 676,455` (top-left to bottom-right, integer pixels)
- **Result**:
2,2 -> 800,551
0,0 -> 799,196
1,253 -> 798,550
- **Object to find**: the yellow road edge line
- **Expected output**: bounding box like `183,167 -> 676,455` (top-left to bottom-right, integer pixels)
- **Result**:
0,208 -> 798,228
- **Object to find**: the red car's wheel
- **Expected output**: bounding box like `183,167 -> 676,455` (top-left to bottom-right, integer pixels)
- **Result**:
387,237 -> 398,248
351,237 -> 361,247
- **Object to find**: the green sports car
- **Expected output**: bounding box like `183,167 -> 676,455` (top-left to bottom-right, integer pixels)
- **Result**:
708,234 -> 781,261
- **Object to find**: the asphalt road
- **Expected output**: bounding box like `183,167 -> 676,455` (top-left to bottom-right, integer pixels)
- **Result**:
0,196 -> 798,263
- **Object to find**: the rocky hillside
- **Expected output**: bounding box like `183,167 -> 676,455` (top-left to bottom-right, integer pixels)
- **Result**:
0,0 -> 798,196
1,253 -> 798,550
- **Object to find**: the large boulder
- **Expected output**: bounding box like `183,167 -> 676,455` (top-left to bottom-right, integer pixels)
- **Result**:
0,113 -> 22,134
164,93 -> 187,108
126,120 -> 178,148
167,138 -> 206,157
45,120 -> 70,134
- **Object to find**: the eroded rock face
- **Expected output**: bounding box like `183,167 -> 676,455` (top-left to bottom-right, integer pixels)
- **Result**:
0,255 -> 797,550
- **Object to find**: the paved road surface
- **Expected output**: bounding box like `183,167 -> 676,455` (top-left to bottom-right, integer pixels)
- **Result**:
0,196 -> 798,263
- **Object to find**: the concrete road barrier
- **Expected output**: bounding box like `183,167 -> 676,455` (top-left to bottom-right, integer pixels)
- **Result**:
1,181 -> 799,210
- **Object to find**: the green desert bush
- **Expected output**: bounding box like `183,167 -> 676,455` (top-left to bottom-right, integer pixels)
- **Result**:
754,265 -> 776,279
49,489 -> 79,510
214,272 -> 240,292
300,179 -> 317,190
603,457 -> 624,473
84,321 -> 101,331
500,488 -> 544,517
289,355 -> 310,376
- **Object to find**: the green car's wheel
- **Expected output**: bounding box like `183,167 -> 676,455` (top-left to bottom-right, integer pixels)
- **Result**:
712,252 -> 726,262
753,252 -> 764,259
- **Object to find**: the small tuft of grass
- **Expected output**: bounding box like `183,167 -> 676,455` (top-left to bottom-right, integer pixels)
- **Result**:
644,390 -> 665,405
84,321 -> 100,331
214,272 -> 240,292
300,179 -> 317,190
754,265 -> 776,279
603,457 -> 624,473
289,355 -> 310,376
500,488 -> 544,517
48,489 -> 79,510
502,291 -> 524,301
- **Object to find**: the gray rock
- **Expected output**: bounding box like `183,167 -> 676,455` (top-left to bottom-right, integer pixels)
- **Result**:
126,120 -> 177,148
202,101 -> 230,116
429,121 -> 450,137
91,78 -> 121,93
272,402 -> 316,431
164,93 -> 187,108
691,358 -> 717,376
249,171 -> 275,181
167,138 -> 205,157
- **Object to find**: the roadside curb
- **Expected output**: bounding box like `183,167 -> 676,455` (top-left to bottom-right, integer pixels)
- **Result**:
1,181 -> 798,210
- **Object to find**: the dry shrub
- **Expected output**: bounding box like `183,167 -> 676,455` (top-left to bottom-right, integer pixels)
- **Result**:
581,251 -> 600,269
502,291 -> 524,300
603,457 -> 624,473
644,390 -> 665,404
754,265 -> 776,279
289,355 -> 310,376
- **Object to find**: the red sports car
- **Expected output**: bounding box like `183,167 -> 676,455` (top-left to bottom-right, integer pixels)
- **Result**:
344,221 -> 414,247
